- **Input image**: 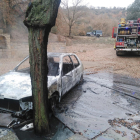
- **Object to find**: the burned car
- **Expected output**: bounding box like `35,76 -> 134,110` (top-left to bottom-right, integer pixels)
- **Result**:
0,53 -> 83,111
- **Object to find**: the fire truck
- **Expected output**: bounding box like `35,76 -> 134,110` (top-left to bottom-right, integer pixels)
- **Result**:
112,18 -> 140,56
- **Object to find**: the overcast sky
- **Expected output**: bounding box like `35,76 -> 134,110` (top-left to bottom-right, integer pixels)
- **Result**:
85,0 -> 135,8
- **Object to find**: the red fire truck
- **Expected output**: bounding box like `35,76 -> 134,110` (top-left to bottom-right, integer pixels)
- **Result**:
112,18 -> 140,56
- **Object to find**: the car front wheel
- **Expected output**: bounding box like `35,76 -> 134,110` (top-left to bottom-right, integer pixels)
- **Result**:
96,34 -> 100,37
49,94 -> 59,113
80,74 -> 83,83
77,74 -> 83,85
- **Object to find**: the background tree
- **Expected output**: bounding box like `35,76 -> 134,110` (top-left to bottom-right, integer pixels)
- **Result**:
24,0 -> 60,135
0,0 -> 15,32
61,0 -> 84,36
0,0 -> 32,33
126,0 -> 140,20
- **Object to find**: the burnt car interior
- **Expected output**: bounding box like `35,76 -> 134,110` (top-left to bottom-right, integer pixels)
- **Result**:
62,63 -> 73,76
17,67 -> 30,73
48,57 -> 59,76
15,57 -> 60,76
48,62 -> 59,76
62,56 -> 73,76
70,55 -> 80,68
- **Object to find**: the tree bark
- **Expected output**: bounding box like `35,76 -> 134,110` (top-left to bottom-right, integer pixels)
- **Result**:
69,25 -> 72,37
28,26 -> 50,135
24,0 -> 61,135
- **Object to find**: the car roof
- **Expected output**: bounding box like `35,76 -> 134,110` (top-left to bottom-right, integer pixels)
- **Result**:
23,52 -> 76,59
96,30 -> 102,32
48,52 -> 65,57
14,52 -> 77,70
48,52 -> 73,57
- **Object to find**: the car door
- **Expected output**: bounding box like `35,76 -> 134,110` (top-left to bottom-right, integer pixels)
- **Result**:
61,55 -> 74,95
92,30 -> 96,36
70,55 -> 81,86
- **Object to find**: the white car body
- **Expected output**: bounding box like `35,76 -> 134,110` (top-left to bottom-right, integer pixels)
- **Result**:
0,53 -> 84,111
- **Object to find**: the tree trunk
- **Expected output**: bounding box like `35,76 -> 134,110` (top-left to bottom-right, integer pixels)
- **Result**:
24,0 -> 61,135
28,26 -> 50,135
69,25 -> 72,37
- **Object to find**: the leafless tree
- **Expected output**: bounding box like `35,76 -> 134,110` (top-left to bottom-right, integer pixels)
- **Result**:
0,0 -> 31,31
0,0 -> 14,29
61,0 -> 84,36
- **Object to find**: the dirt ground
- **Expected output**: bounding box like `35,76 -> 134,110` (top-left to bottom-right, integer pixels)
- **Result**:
0,34 -> 140,78
67,36 -> 140,78
1,34 -> 140,140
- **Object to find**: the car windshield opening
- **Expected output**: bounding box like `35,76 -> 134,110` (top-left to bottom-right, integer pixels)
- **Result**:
16,56 -> 60,76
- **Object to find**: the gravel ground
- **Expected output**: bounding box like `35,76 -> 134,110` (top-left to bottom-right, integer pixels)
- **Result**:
0,35 -> 140,78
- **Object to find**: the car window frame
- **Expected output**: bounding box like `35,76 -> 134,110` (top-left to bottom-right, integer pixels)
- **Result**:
70,55 -> 80,69
14,55 -> 61,76
14,56 -> 29,72
61,55 -> 74,76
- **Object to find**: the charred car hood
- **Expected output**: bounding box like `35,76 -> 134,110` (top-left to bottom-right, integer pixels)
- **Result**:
0,72 -> 57,100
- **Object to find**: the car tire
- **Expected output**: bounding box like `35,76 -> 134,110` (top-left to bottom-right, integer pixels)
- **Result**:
96,34 -> 100,38
49,93 -> 59,113
81,74 -> 83,81
116,51 -> 120,56
79,74 -> 83,84
116,51 -> 124,56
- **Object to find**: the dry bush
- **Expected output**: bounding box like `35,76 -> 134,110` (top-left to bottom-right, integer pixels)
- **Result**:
72,23 -> 87,36
71,13 -> 118,37
54,8 -> 69,36
57,34 -> 66,42
0,0 -> 15,30
66,38 -> 72,46
57,35 -> 61,42
90,14 -> 118,36
52,6 -> 124,37
79,31 -> 85,36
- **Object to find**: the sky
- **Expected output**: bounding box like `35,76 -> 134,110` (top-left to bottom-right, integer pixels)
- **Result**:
83,0 -> 135,8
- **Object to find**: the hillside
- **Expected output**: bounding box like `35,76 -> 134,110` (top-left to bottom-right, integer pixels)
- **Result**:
55,7 -> 127,37
0,1 -> 126,38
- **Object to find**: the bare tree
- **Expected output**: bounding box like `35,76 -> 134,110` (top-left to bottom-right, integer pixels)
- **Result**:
0,0 -> 15,30
0,0 -> 32,32
61,0 -> 84,36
